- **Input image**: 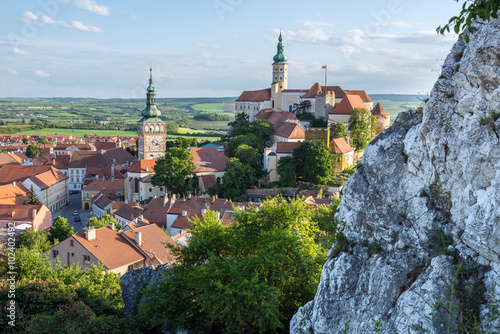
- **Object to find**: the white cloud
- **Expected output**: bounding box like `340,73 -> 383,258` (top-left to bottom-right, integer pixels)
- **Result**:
273,21 -> 336,45
394,30 -> 457,44
18,11 -> 103,33
13,47 -> 29,56
34,70 -> 50,77
129,12 -> 138,20
73,0 -> 110,16
375,21 -> 412,29
201,51 -> 212,58
9,70 -> 19,75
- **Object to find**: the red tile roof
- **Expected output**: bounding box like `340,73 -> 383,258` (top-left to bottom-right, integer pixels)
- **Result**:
122,224 -> 177,264
114,203 -> 143,221
68,151 -> 112,169
128,160 -> 156,173
189,147 -> 229,173
28,168 -> 68,190
0,153 -> 20,166
235,88 -> 271,102
201,175 -> 216,190
0,165 -> 66,186
72,227 -> 144,270
371,102 -> 390,117
345,90 -> 372,102
83,179 -> 124,192
276,142 -> 302,154
0,204 -> 44,221
302,83 -> 346,99
255,110 -> 305,140
330,94 -> 368,115
0,184 -> 29,205
45,155 -> 71,169
330,138 -> 354,154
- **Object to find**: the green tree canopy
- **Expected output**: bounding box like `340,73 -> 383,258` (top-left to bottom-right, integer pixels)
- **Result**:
230,119 -> 274,153
330,122 -> 348,141
437,0 -> 499,42
220,157 -> 256,201
37,136 -> 49,144
22,137 -> 29,144
293,139 -> 333,185
277,155 -> 297,187
20,228 -> 52,253
49,216 -> 75,244
234,144 -> 266,179
225,134 -> 260,158
151,147 -> 197,197
25,144 -> 40,158
138,196 -> 326,333
348,107 -> 376,151
24,185 -> 41,205
87,214 -> 119,231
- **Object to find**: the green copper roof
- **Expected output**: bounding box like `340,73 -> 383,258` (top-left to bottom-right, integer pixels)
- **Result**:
273,31 -> 288,64
141,68 -> 162,118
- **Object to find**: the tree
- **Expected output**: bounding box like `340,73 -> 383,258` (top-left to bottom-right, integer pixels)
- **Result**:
230,119 -> 274,153
225,134 -> 260,158
20,228 -> 52,252
49,216 -> 74,244
277,156 -> 297,187
234,144 -> 266,179
138,197 -> 326,333
330,122 -> 348,141
437,0 -> 499,42
293,139 -> 333,185
292,100 -> 311,119
37,136 -> 49,144
151,147 -> 197,197
220,158 -> 256,201
228,112 -> 249,131
87,214 -> 119,231
348,107 -> 376,151
25,144 -> 40,158
24,185 -> 41,205
22,137 -> 29,144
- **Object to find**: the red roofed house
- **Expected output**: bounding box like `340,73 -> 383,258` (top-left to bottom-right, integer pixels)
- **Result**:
328,94 -> 370,127
235,88 -> 272,121
255,109 -> 305,144
189,147 -> 229,193
0,204 -> 52,231
0,183 -> 30,205
371,102 -> 391,134
264,141 -> 303,183
81,178 -> 124,211
330,138 -> 355,173
124,159 -> 165,202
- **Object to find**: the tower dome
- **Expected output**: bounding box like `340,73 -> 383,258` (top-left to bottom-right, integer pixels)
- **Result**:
141,68 -> 162,118
273,32 -> 288,64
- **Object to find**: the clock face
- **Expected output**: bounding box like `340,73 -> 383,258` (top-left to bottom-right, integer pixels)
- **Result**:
146,136 -> 162,150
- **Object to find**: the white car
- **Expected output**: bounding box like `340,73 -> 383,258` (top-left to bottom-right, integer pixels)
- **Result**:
73,210 -> 79,216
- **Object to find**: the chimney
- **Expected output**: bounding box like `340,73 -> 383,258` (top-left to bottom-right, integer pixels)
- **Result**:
52,159 -> 55,166
139,214 -> 144,221
146,165 -> 149,172
201,209 -> 206,216
182,210 -> 187,217
163,196 -> 168,207
85,228 -> 96,240
188,193 -> 192,199
12,181 -> 16,187
32,209 -> 37,219
100,149 -> 103,155
111,163 -> 115,180
170,194 -> 176,208
108,222 -> 114,230
135,231 -> 142,246
211,195 -> 216,204
125,199 -> 128,204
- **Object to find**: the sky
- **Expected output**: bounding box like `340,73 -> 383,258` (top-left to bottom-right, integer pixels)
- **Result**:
0,0 -> 466,99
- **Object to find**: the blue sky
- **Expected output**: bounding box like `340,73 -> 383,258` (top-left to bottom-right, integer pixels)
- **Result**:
0,0 -> 464,98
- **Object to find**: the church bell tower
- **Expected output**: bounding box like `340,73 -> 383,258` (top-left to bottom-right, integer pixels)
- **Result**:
271,31 -> 288,110
137,69 -> 166,160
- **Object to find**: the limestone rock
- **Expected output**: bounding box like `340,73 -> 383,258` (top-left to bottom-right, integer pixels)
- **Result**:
291,18 -> 500,334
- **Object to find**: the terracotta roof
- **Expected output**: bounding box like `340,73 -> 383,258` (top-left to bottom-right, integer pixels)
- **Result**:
10,152 -> 29,164
128,160 -> 156,173
170,209 -> 202,230
141,197 -> 170,226
0,204 -> 44,221
104,148 -> 136,165
0,165 -> 66,185
94,142 -> 117,151
235,88 -> 271,102
201,175 -> 216,190
68,151 -> 112,169
330,94 -> 368,115
0,184 -> 29,205
0,153 -> 20,166
111,201 -> 139,212
122,224 -> 177,264
189,147 -> 229,173
114,203 -> 143,221
371,102 -> 390,117
54,143 -> 95,151
255,110 -> 305,140
86,166 -> 125,180
171,196 -> 229,212
28,168 -> 68,189
345,90 -> 372,102
82,178 -> 124,192
72,227 -> 144,270
45,155 -> 70,169
282,89 -> 309,93
330,138 -> 354,154
302,83 -> 345,99
93,196 -> 113,210
276,142 -> 302,154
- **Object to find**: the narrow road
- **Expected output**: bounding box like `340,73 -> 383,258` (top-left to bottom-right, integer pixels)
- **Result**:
52,193 -> 91,233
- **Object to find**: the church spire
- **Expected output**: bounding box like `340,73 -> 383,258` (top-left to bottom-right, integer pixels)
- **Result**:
273,31 -> 288,64
141,68 -> 161,118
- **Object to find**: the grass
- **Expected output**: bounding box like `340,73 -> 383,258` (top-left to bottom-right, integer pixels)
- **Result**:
191,103 -> 225,113
188,120 -> 231,130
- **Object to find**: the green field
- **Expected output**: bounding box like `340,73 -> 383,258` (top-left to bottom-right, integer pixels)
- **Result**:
191,103 -> 225,113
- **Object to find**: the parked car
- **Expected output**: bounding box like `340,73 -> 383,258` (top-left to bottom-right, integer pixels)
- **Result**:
74,216 -> 81,222
73,210 -> 78,216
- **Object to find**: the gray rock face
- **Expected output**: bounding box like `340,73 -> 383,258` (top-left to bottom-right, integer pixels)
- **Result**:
291,18 -> 500,334
120,264 -> 169,318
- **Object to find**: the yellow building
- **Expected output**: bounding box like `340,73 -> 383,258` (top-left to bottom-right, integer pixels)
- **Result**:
330,138 -> 355,173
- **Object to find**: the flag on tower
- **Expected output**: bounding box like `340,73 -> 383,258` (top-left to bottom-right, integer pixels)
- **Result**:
322,65 -> 327,69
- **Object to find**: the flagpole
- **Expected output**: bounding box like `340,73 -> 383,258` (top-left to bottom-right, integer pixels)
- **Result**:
324,65 -> 327,87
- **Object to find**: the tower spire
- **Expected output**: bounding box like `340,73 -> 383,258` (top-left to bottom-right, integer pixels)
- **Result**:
141,68 -> 161,118
273,31 -> 288,64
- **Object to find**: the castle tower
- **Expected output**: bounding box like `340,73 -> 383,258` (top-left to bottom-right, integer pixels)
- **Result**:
137,69 -> 166,160
271,31 -> 288,110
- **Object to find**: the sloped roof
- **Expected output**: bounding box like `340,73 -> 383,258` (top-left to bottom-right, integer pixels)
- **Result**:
255,110 -> 305,140
54,143 -> 95,151
371,102 -> 390,117
0,184 -> 29,205
330,138 -> 354,154
330,94 -> 369,115
114,203 -> 143,220
345,90 -> 373,102
128,160 -> 156,173
201,175 -> 216,190
276,142 -> 302,154
0,204 -> 43,221
94,142 -> 117,151
72,227 -> 144,270
170,209 -> 203,230
28,168 -> 68,190
10,152 -> 29,164
82,179 -> 124,192
302,83 -> 346,99
45,154 -> 71,169
141,197 -> 169,226
122,224 -> 177,264
68,151 -> 112,169
0,165 -> 65,185
235,88 -> 271,102
93,195 -> 113,210
104,148 -> 136,165
189,147 -> 229,173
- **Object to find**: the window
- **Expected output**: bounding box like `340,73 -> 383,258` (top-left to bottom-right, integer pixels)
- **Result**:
52,250 -> 59,258
83,255 -> 91,264
337,157 -> 341,162
86,193 -> 89,199
70,240 -> 74,247
149,188 -> 152,192
71,253 -> 74,257
71,177 -> 74,182
160,187 -> 163,191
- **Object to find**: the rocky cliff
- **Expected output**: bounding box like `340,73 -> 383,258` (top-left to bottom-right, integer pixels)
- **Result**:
291,18 -> 500,334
